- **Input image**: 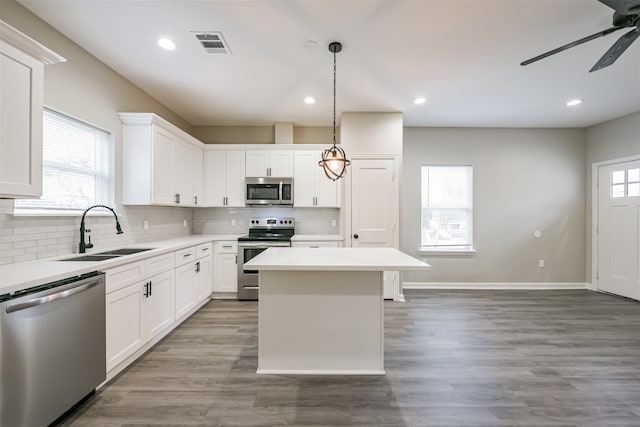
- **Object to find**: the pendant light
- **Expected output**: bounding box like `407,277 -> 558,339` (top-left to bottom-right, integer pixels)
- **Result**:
319,41 -> 350,181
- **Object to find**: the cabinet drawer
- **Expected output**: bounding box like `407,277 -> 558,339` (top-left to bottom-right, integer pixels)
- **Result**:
215,241 -> 237,254
292,241 -> 340,248
175,246 -> 196,267
196,242 -> 212,259
145,252 -> 175,277
105,261 -> 146,293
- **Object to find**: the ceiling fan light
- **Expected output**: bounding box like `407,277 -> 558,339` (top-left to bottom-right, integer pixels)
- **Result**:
566,99 -> 583,106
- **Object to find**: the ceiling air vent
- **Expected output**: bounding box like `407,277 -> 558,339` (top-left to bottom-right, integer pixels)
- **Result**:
193,32 -> 231,54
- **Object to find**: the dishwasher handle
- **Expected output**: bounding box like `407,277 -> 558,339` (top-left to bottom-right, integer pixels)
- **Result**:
6,276 -> 102,314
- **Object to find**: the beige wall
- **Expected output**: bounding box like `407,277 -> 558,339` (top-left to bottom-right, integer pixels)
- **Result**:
341,112 -> 403,155
402,127 -> 586,284
585,111 -> 640,282
192,125 -> 333,144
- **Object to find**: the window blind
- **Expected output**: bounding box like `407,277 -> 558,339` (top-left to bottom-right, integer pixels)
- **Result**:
15,108 -> 113,213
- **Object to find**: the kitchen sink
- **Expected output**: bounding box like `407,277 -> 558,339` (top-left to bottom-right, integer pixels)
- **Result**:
59,254 -> 122,261
95,248 -> 155,256
58,248 -> 156,261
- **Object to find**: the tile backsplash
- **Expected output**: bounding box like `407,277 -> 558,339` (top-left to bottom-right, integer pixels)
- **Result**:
194,207 -> 340,235
0,201 -> 192,265
0,200 -> 340,265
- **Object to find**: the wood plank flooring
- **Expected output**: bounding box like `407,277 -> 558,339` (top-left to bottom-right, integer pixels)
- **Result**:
61,290 -> 640,426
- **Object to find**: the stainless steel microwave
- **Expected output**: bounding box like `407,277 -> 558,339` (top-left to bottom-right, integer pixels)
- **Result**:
245,177 -> 293,205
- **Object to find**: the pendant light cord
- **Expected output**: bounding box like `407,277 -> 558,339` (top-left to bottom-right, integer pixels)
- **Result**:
332,46 -> 337,147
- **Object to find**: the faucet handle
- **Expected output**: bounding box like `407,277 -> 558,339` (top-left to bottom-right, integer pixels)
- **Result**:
85,235 -> 94,249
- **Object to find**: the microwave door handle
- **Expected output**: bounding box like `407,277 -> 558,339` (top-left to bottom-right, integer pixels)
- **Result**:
279,180 -> 283,204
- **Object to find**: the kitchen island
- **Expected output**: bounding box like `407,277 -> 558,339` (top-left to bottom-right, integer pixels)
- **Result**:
244,247 -> 430,375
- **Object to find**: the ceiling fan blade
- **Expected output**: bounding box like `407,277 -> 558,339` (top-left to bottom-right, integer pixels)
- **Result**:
521,26 -> 623,66
590,28 -> 640,71
597,0 -> 640,15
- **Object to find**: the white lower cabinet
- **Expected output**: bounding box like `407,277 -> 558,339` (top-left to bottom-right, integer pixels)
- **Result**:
175,243 -> 213,320
106,270 -> 175,373
194,253 -> 213,301
291,241 -> 341,248
105,242 -> 212,377
175,261 -> 196,320
141,270 -> 175,341
106,283 -> 143,371
213,241 -> 237,293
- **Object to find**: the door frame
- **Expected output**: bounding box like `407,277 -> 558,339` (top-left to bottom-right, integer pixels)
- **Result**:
343,154 -> 401,300
591,154 -> 640,290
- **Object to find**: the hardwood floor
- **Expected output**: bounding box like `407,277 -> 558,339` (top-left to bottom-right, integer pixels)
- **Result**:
61,290 -> 640,426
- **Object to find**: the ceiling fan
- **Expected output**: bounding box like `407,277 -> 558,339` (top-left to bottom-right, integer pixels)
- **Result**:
521,0 -> 640,72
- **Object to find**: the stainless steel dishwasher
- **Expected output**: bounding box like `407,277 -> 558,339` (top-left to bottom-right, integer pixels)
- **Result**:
0,271 -> 106,426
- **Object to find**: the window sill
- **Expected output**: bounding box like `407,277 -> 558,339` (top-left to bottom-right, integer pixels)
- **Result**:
419,248 -> 476,256
12,210 -> 115,217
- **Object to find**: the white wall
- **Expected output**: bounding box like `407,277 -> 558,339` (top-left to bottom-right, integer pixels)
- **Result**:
585,111 -> 640,281
402,127 -> 586,284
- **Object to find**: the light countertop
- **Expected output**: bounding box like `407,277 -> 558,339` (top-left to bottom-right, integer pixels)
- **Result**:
244,247 -> 430,271
0,234 -> 243,295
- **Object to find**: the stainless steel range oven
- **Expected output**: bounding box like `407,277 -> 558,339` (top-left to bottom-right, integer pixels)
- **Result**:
237,217 -> 294,300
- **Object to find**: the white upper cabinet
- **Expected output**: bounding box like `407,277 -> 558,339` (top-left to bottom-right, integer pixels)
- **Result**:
204,150 -> 245,207
294,150 -> 340,207
119,113 -> 203,207
0,21 -> 64,199
245,150 -> 293,177
193,147 -> 203,207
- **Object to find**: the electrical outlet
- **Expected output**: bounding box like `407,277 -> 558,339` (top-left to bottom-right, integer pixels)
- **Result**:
143,220 -> 149,230
231,219 -> 237,226
331,219 -> 337,227
183,219 -> 188,227
539,259 -> 544,268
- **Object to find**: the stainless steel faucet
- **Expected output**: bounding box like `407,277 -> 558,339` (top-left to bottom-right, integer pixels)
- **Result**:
79,205 -> 123,253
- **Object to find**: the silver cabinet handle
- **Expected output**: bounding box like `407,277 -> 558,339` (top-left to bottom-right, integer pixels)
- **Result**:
6,278 -> 101,314
222,245 -> 233,249
183,253 -> 192,258
194,195 -> 198,205
174,193 -> 180,204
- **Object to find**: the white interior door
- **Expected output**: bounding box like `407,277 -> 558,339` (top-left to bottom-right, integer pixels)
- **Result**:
597,159 -> 640,300
350,158 -> 397,299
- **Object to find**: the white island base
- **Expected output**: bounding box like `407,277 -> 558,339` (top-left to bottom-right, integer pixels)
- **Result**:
247,248 -> 430,376
258,270 -> 384,375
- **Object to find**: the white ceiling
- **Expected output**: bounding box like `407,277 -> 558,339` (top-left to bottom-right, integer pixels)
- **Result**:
17,0 -> 640,128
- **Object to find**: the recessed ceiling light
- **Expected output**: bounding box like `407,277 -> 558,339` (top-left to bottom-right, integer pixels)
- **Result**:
566,99 -> 583,107
414,97 -> 426,105
304,96 -> 316,104
158,38 -> 176,50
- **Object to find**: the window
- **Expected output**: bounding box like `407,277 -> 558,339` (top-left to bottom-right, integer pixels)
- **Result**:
611,167 -> 639,198
15,108 -> 113,214
421,165 -> 473,252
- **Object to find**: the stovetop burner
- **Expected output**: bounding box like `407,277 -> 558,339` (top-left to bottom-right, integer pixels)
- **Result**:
238,217 -> 295,242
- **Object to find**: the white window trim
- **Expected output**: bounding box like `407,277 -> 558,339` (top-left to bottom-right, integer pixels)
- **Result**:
420,164 -> 474,254
418,247 -> 476,256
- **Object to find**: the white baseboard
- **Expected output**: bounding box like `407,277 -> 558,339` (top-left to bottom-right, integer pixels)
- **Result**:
402,282 -> 588,290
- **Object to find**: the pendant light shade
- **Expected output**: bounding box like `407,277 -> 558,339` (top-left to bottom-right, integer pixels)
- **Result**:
319,41 -> 350,181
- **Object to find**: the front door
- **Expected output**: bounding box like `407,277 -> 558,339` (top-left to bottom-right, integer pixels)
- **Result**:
597,159 -> 640,300
350,158 -> 398,299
